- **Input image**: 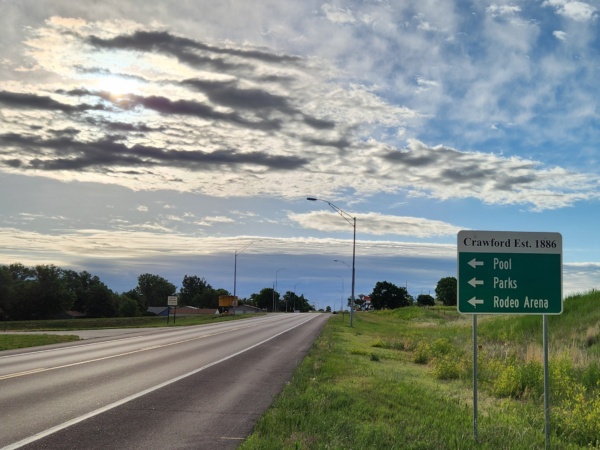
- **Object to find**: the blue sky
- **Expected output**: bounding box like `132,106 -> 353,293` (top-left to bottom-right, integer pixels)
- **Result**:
1,0 -> 600,312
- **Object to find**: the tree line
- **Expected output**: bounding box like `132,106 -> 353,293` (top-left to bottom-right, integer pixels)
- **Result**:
0,263 -> 315,321
0,262 -> 457,321
354,277 -> 457,310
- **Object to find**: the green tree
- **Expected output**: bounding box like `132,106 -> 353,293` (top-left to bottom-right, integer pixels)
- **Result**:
283,291 -> 301,312
123,288 -> 143,313
0,265 -> 12,319
296,294 -> 313,312
8,263 -> 34,282
85,283 -> 117,317
370,281 -> 411,309
417,294 -> 435,307
136,273 -> 176,308
118,294 -> 139,317
62,270 -> 117,317
250,287 -> 278,311
353,297 -> 365,310
9,265 -> 75,320
435,277 -> 457,306
179,275 -> 211,306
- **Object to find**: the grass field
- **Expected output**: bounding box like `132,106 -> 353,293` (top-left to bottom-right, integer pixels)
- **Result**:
241,292 -> 600,449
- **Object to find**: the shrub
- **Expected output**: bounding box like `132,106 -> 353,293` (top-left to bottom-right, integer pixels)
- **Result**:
412,341 -> 431,364
490,359 -> 543,399
432,354 -> 460,380
555,388 -> 600,446
492,362 -> 521,398
429,338 -> 454,358
372,338 -> 404,350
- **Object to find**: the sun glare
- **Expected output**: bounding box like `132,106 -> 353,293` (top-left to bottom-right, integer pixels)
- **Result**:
94,75 -> 140,96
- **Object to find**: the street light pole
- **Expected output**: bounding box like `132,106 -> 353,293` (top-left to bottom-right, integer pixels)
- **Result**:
234,241 -> 254,298
336,275 -> 344,314
272,267 -> 285,312
307,197 -> 356,327
293,281 -> 303,312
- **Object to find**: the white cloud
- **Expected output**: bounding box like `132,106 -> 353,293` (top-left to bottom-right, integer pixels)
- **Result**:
553,30 -> 568,40
377,140 -> 600,211
415,76 -> 439,93
543,0 -> 597,22
563,262 -> 600,295
289,211 -> 463,238
0,227 -> 455,261
194,216 -> 235,227
321,4 -> 356,24
486,4 -> 522,17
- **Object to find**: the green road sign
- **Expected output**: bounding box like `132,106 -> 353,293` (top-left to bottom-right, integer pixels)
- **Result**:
457,231 -> 562,315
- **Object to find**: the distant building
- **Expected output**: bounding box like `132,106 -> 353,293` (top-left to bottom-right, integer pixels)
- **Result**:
147,307 -> 169,316
230,305 -> 262,314
147,306 -> 220,316
359,294 -> 372,310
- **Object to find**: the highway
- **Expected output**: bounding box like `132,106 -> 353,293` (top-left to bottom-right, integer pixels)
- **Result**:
0,313 -> 329,449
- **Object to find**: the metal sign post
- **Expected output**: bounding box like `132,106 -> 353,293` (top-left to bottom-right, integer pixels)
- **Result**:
168,295 -> 178,324
457,230 -> 562,448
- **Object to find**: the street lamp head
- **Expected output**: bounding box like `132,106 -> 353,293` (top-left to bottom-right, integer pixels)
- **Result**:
306,197 -> 317,201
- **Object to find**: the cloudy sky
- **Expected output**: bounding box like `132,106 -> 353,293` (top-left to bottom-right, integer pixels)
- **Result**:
2,0 -> 600,311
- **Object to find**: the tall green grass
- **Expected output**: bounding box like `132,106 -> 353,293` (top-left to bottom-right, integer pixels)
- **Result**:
0,333 -> 79,350
241,292 -> 600,449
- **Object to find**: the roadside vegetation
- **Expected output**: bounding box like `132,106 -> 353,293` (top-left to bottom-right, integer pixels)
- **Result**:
241,290 -> 600,449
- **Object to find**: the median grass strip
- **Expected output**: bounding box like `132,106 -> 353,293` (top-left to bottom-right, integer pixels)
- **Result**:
0,313 -> 258,351
0,333 -> 80,350
241,295 -> 600,449
0,313 -> 251,332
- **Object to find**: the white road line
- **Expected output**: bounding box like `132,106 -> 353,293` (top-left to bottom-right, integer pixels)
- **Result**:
1,315 -> 317,450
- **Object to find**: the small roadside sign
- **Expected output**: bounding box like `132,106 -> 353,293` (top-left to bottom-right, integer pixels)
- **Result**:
457,230 -> 562,315
167,295 -> 178,307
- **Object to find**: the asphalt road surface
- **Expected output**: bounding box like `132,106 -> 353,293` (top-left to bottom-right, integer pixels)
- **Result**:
0,313 -> 329,449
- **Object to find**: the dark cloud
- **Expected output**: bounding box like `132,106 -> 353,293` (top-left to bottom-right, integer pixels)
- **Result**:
440,167 -> 495,186
49,128 -> 80,137
382,144 -> 542,191
493,174 -> 537,191
85,30 -> 300,67
302,116 -> 336,130
0,133 -> 307,172
183,78 -> 293,112
0,90 -> 104,113
0,90 -> 71,111
302,136 -> 350,149
96,93 -> 283,131
382,150 -> 437,167
183,78 -> 337,131
86,32 -> 246,73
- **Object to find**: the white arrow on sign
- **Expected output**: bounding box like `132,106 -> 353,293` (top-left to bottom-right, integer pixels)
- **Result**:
468,258 -> 484,269
468,297 -> 484,307
468,277 -> 484,288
